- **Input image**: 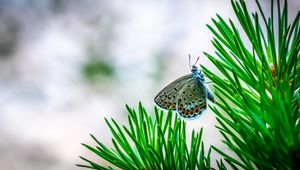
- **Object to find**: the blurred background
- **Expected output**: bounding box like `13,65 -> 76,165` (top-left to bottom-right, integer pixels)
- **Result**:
0,0 -> 299,169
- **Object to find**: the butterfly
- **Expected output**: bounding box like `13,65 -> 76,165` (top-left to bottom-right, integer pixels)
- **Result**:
154,56 -> 215,119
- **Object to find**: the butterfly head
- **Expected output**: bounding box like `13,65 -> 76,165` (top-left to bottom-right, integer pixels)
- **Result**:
189,55 -> 205,83
191,65 -> 205,83
191,65 -> 199,73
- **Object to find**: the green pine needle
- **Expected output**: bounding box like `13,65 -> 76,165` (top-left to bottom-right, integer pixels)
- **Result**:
77,103 -> 212,170
202,0 -> 300,169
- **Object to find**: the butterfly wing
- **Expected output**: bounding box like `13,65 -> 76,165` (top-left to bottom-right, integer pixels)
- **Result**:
154,74 -> 193,110
176,78 -> 208,119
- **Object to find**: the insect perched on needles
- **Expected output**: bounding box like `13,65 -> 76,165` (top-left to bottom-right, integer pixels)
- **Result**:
154,55 -> 215,119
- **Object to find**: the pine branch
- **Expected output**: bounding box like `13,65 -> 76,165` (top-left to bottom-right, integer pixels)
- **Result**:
77,103 -> 212,170
202,0 -> 300,169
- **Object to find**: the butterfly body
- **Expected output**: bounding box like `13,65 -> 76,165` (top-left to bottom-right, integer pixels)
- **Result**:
154,65 -> 214,119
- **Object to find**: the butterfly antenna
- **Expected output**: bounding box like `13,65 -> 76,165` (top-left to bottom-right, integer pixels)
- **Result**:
189,54 -> 192,69
193,56 -> 200,66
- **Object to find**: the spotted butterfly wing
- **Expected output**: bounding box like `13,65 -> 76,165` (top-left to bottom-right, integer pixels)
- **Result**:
176,78 -> 208,119
154,74 -> 192,110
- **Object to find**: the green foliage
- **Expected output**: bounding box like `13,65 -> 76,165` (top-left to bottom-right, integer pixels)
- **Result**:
201,0 -> 300,169
82,57 -> 115,82
77,103 -> 212,170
